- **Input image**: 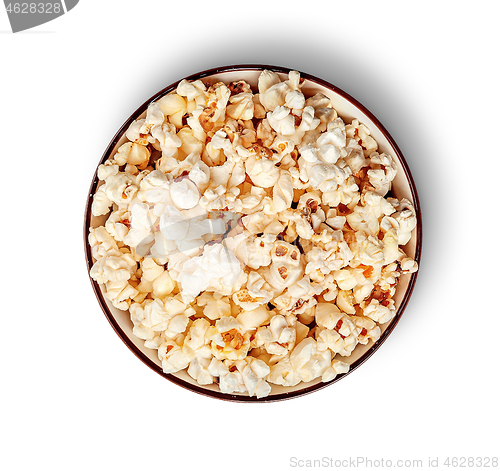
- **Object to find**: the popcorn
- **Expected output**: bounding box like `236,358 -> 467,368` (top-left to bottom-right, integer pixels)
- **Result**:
366,152 -> 397,196
157,201 -> 230,258
316,323 -> 359,357
130,300 -> 168,340
245,153 -> 280,188
88,226 -> 120,260
333,268 -> 358,291
285,90 -> 306,113
207,316 -> 251,361
267,357 -> 301,387
104,172 -> 139,207
157,93 -> 188,129
208,357 -> 271,398
158,339 -> 194,374
141,257 -> 164,282
363,299 -> 396,324
178,127 -> 204,158
189,160 -> 210,193
399,256 -> 418,274
258,70 -> 288,112
97,159 -> 119,181
315,303 -> 343,330
273,275 -> 322,314
304,240 -> 350,281
267,106 -> 297,136
269,338 -> 331,385
184,318 -> 211,351
305,93 -> 338,131
388,198 -> 418,245
352,316 -> 381,345
90,250 -> 136,285
126,119 -> 152,146
346,120 -> 378,157
152,270 -> 176,299
278,208 -> 315,240
176,79 -> 207,105
136,171 -> 172,217
314,303 -> 361,356
240,358 -> 272,398
236,305 -> 271,331
104,209 -> 130,242
266,240 -> 304,291
176,243 -> 243,302
114,142 -> 151,168
169,179 -> 200,210
380,217 -> 400,264
233,271 -> 273,310
105,280 -> 139,310
256,118 -> 276,147
242,211 -> 278,236
336,290 -> 356,314
344,147 -> 369,175
273,169 -> 294,213
289,106 -> 321,146
89,70 -> 418,399
187,356 -> 213,385
321,360 -> 350,383
91,184 -> 113,217
123,202 -> 155,255
228,233 -> 276,269
226,91 -> 254,120
298,142 -> 350,193
254,314 -> 296,356
197,292 -> 232,320
152,123 -> 183,161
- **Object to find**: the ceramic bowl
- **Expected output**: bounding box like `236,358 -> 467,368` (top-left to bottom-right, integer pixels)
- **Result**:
84,65 -> 422,402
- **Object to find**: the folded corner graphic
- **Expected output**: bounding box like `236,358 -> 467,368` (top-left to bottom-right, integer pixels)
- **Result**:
64,0 -> 78,11
4,0 -> 79,33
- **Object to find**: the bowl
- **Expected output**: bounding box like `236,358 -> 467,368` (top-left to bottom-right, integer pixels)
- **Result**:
84,64 -> 422,402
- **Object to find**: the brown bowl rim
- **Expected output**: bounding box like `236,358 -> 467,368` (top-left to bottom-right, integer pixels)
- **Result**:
84,64 -> 422,403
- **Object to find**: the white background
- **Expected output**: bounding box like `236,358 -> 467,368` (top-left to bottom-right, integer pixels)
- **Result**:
1,1 -> 498,470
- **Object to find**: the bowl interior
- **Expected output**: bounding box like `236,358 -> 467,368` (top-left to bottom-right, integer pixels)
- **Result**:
85,66 -> 421,402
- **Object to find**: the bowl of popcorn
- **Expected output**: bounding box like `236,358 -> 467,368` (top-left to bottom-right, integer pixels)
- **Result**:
84,65 -> 421,401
